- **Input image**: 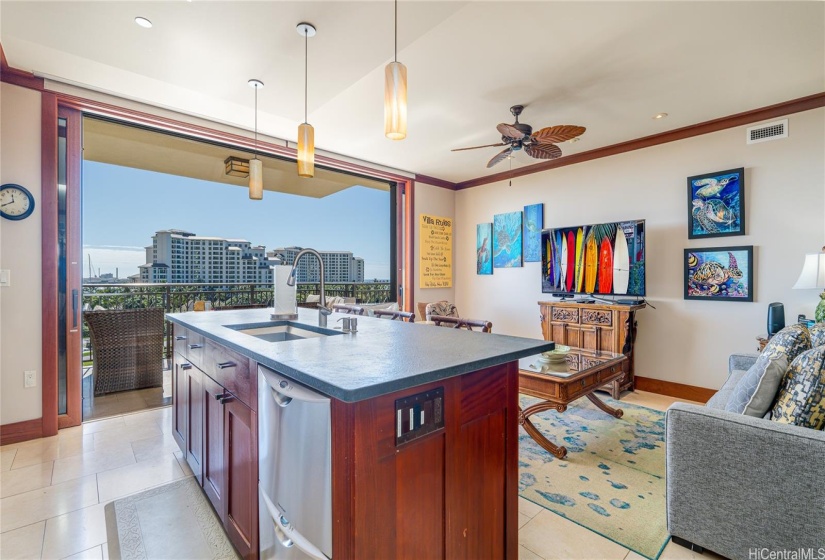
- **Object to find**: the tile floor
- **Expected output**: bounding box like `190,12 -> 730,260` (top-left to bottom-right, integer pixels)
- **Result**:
82,369 -> 172,422
0,391 -> 723,560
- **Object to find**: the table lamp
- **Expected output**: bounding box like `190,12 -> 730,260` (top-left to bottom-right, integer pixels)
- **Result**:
792,246 -> 825,322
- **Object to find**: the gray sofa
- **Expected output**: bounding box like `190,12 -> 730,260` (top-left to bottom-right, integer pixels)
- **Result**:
666,353 -> 825,560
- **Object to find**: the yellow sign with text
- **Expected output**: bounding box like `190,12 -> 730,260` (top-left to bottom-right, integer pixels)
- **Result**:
420,214 -> 453,288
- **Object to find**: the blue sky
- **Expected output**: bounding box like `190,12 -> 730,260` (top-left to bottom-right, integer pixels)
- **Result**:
82,161 -> 391,280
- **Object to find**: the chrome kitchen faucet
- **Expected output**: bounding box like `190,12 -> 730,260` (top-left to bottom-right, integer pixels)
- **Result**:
287,248 -> 332,327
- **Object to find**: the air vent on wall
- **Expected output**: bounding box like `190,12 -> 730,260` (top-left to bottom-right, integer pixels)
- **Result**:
746,119 -> 788,144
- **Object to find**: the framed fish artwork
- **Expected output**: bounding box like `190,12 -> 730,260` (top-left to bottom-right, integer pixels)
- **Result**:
523,203 -> 544,262
684,246 -> 753,302
493,212 -> 523,268
476,223 -> 493,275
687,168 -> 745,239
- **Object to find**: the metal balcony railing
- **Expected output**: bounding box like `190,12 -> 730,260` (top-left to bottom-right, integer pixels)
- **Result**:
82,281 -> 393,358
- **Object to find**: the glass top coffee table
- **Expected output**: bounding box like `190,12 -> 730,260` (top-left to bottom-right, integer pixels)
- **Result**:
518,347 -> 627,459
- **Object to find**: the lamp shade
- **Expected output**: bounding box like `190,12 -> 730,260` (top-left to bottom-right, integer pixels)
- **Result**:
792,248 -> 825,289
384,61 -> 407,140
297,123 -> 315,178
248,157 -> 263,200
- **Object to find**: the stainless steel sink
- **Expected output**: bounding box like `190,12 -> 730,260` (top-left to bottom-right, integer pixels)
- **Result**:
229,321 -> 342,343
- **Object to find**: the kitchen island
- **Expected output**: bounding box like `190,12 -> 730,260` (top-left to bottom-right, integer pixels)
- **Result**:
167,307 -> 553,560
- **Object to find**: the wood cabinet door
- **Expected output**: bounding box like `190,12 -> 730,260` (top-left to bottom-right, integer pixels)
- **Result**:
203,374 -> 226,521
224,397 -> 258,560
172,354 -> 188,454
185,366 -> 204,484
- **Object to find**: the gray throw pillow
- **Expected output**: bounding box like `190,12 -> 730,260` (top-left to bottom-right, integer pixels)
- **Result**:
725,352 -> 789,417
706,368 -> 748,410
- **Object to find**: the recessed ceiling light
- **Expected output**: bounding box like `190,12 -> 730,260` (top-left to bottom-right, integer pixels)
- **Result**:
134,17 -> 153,28
653,112 -> 668,120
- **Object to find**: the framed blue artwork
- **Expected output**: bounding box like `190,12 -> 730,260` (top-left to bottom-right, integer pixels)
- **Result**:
476,223 -> 492,275
687,168 -> 745,239
493,212 -> 523,268
523,203 -> 544,262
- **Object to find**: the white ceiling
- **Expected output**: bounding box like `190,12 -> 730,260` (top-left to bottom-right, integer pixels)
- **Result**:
2,1 -> 823,183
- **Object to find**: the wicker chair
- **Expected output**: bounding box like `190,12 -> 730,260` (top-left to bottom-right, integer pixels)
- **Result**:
84,308 -> 165,396
424,301 -> 460,320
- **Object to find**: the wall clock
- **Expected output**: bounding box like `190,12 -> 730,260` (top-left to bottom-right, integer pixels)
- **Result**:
1,184 -> 35,220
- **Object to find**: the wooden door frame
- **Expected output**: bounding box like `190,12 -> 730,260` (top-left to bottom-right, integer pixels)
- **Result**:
39,91 -> 416,436
41,95 -> 84,433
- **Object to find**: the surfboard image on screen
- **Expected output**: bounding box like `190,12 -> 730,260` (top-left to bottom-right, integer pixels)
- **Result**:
560,233 -> 568,290
574,227 -> 584,292
584,230 -> 598,293
613,224 -> 630,295
566,231 -> 575,292
598,236 -> 613,294
555,230 -> 563,289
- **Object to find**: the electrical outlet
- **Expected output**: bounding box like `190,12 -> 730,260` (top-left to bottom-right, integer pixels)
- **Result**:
24,370 -> 36,388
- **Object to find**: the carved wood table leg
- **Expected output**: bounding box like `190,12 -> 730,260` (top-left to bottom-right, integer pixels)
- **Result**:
585,393 -> 624,419
518,403 -> 568,459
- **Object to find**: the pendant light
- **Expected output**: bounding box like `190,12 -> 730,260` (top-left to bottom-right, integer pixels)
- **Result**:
384,0 -> 407,140
248,78 -> 264,200
296,22 -> 316,178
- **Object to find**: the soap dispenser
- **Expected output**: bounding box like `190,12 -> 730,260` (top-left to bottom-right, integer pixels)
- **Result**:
271,261 -> 298,320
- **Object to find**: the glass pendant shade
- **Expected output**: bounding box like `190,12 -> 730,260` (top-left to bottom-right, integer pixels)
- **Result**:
297,123 -> 315,178
384,61 -> 407,140
248,157 -> 263,200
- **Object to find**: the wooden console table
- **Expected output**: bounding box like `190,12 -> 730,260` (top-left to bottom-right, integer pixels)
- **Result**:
538,301 -> 645,399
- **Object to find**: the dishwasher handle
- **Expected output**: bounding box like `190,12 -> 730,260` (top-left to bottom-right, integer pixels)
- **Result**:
259,486 -> 328,560
258,366 -> 331,407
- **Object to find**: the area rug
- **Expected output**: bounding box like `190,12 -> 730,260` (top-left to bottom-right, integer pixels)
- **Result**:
518,394 -> 668,560
105,477 -> 239,560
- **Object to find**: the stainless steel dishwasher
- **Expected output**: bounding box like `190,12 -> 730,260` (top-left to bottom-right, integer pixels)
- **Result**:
258,365 -> 332,560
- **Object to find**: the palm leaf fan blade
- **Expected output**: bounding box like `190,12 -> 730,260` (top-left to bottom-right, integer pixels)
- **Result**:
487,147 -> 512,168
496,123 -> 524,140
524,143 -> 562,160
532,125 -> 586,144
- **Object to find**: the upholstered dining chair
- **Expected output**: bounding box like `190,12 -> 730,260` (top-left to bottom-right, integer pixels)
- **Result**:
332,304 -> 366,316
430,314 -> 492,333
424,301 -> 459,321
373,309 -> 415,322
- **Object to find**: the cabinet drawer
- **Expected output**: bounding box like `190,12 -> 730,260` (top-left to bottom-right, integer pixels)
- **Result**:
173,327 -> 190,357
176,328 -> 205,369
567,374 -> 599,399
581,309 -> 613,327
205,339 -> 255,410
551,306 -> 580,324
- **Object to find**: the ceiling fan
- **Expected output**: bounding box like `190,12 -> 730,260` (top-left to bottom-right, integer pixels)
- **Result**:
452,105 -> 586,168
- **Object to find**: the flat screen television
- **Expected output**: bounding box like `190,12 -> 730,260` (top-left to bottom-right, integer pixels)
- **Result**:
541,219 -> 645,297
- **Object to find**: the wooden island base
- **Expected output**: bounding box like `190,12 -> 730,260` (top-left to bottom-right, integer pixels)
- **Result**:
331,362 -> 519,559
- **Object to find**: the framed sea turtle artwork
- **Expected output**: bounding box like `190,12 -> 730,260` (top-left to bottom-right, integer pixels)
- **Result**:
684,246 -> 753,302
476,223 -> 493,275
522,203 -> 544,262
493,211 -> 523,268
687,168 -> 745,239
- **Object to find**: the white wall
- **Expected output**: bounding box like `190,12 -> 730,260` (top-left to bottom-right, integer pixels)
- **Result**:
455,108 -> 825,390
414,182 -> 456,318
0,83 -> 43,424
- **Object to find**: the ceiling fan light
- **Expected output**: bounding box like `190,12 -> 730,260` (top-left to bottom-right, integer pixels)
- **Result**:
248,157 -> 263,200
297,123 -> 315,178
384,61 -> 407,140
